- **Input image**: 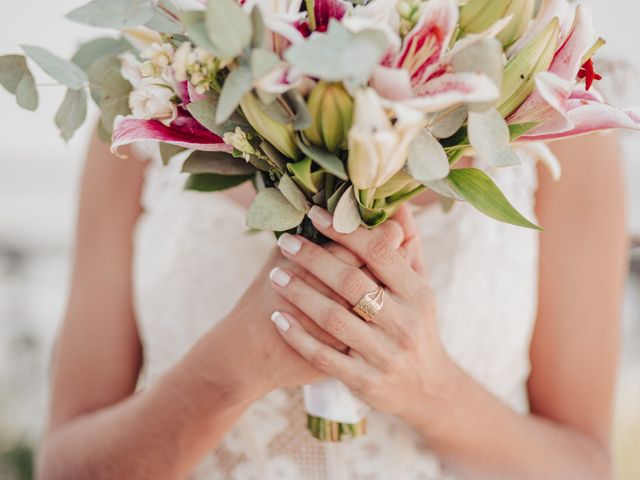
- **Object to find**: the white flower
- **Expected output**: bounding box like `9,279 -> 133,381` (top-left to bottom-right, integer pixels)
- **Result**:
223,127 -> 260,160
348,88 -> 425,190
129,78 -> 178,126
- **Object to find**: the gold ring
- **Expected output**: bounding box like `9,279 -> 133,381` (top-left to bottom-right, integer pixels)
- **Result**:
353,286 -> 385,322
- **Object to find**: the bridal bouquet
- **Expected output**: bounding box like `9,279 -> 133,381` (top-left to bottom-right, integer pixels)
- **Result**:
2,0 -> 639,441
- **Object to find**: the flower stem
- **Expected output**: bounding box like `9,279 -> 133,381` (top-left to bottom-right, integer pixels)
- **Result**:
307,415 -> 367,442
305,0 -> 316,31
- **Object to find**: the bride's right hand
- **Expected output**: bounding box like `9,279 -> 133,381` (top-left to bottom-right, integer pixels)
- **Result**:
179,205 -> 421,405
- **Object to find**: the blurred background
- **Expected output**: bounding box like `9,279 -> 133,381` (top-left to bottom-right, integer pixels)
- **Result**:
0,1 -> 638,479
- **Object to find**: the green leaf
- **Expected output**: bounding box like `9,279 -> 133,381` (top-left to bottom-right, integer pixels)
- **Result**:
326,181 -> 349,214
250,6 -> 266,49
145,0 -> 183,34
283,90 -> 312,130
278,173 -> 310,213
250,48 -> 279,79
186,94 -> 252,136
182,150 -> 256,175
287,157 -> 317,193
55,88 -> 88,141
246,188 -> 305,231
285,21 -> 388,87
71,37 -> 130,71
467,108 -> 520,167
446,168 -> 541,229
15,74 -> 38,111
21,45 -> 88,90
296,139 -> 347,180
66,0 -> 155,29
98,64 -> 132,134
205,0 -> 252,59
159,143 -> 186,165
216,66 -> 253,124
333,186 -> 361,233
509,121 -> 539,141
407,129 -> 450,183
182,12 -> 219,53
0,55 -> 39,111
185,173 -> 253,192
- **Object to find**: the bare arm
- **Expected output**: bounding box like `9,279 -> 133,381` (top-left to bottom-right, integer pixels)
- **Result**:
38,132 -> 254,479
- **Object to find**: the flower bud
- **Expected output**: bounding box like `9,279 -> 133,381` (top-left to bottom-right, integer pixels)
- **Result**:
240,92 -> 302,161
498,17 -> 560,117
459,0 -> 535,47
304,81 -> 354,153
129,78 -> 178,126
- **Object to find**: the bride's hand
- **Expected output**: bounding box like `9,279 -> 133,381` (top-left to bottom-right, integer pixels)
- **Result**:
203,208 -> 421,403
267,205 -> 453,421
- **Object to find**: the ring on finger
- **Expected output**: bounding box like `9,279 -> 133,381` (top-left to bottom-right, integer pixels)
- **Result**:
353,286 -> 385,323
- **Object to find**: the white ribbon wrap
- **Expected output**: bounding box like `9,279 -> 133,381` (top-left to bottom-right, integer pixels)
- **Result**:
303,378 -> 369,424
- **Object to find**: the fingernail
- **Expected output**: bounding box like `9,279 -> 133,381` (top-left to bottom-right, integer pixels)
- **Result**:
308,206 -> 333,229
269,267 -> 291,287
271,311 -> 290,332
277,233 -> 302,255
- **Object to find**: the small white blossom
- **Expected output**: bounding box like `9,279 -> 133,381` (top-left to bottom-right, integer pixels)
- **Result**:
129,78 -> 178,126
223,127 -> 259,160
142,42 -> 175,69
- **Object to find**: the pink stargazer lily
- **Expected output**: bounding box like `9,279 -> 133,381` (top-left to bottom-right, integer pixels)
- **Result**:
111,111 -> 233,155
370,0 -> 499,113
510,0 -> 640,140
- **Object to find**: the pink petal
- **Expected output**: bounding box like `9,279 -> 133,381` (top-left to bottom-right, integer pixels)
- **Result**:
521,102 -> 640,141
405,72 -> 499,113
314,0 -> 348,32
370,66 -> 413,101
548,5 -> 594,81
394,0 -> 458,87
111,111 -> 232,155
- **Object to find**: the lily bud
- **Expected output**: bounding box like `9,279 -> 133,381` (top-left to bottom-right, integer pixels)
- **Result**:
460,0 -> 536,47
304,81 -> 354,153
348,89 -> 424,191
240,92 -> 302,161
498,17 -> 560,117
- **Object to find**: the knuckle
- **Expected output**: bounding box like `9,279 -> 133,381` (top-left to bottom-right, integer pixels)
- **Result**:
340,268 -> 367,298
395,328 -> 415,352
366,235 -> 394,264
323,306 -> 348,334
311,350 -> 332,371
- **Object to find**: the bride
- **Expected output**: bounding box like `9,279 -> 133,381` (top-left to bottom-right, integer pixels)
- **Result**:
36,123 -> 626,479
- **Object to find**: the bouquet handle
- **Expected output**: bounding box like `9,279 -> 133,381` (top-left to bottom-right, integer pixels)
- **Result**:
303,378 -> 369,441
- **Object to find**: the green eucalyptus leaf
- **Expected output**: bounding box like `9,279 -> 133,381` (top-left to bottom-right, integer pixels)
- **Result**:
283,90 -> 312,130
0,55 -> 39,111
159,143 -> 186,165
285,21 -> 388,87
468,109 -> 520,167
146,0 -> 183,34
182,150 -> 256,175
21,45 -> 88,90
66,0 -> 155,29
250,6 -> 266,49
326,181 -> 349,214
446,168 -> 540,229
430,106 -> 468,139
260,141 -> 287,170
407,129 -> 450,183
333,186 -> 361,233
250,49 -> 279,79
186,94 -> 252,136
55,88 -> 88,141
185,173 -> 253,192
216,66 -> 253,123
96,62 -> 132,134
246,188 -> 305,231
71,37 -> 130,71
182,12 -> 219,53
296,139 -> 347,180
205,0 -> 252,59
278,173 -> 310,213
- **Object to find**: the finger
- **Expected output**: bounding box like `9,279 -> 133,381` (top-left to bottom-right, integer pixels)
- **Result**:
277,234 -> 379,307
269,267 -> 390,365
270,310 -> 373,390
307,206 -> 420,296
391,204 -> 419,245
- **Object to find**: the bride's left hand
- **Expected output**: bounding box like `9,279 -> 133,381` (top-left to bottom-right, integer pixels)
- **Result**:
268,205 -> 455,423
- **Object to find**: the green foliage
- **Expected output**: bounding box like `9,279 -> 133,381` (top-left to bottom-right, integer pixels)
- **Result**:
87,55 -> 131,134
55,88 -> 88,141
0,55 -> 38,111
246,188 -> 305,231
185,173 -> 253,192
333,186 -> 361,233
205,0 -> 253,59
182,150 -> 256,175
296,139 -> 347,180
278,173 -> 310,213
21,45 -> 87,90
407,129 -> 450,183
71,37 -> 130,71
66,0 -> 156,29
216,66 -> 253,123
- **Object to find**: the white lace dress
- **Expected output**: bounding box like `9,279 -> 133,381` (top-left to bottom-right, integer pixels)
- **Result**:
132,150 -> 540,479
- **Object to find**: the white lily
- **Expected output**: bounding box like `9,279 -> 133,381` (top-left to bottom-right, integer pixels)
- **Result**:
348,88 -> 425,191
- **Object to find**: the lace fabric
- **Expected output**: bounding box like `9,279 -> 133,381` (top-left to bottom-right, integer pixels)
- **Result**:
133,148 -> 540,479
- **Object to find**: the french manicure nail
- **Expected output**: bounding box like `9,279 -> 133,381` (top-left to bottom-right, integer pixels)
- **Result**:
277,233 -> 302,254
271,311 -> 290,332
269,267 -> 291,287
308,206 -> 333,229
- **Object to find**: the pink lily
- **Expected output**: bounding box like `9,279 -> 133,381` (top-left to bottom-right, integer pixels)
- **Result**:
510,2 -> 640,140
371,0 -> 499,113
111,110 -> 233,155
